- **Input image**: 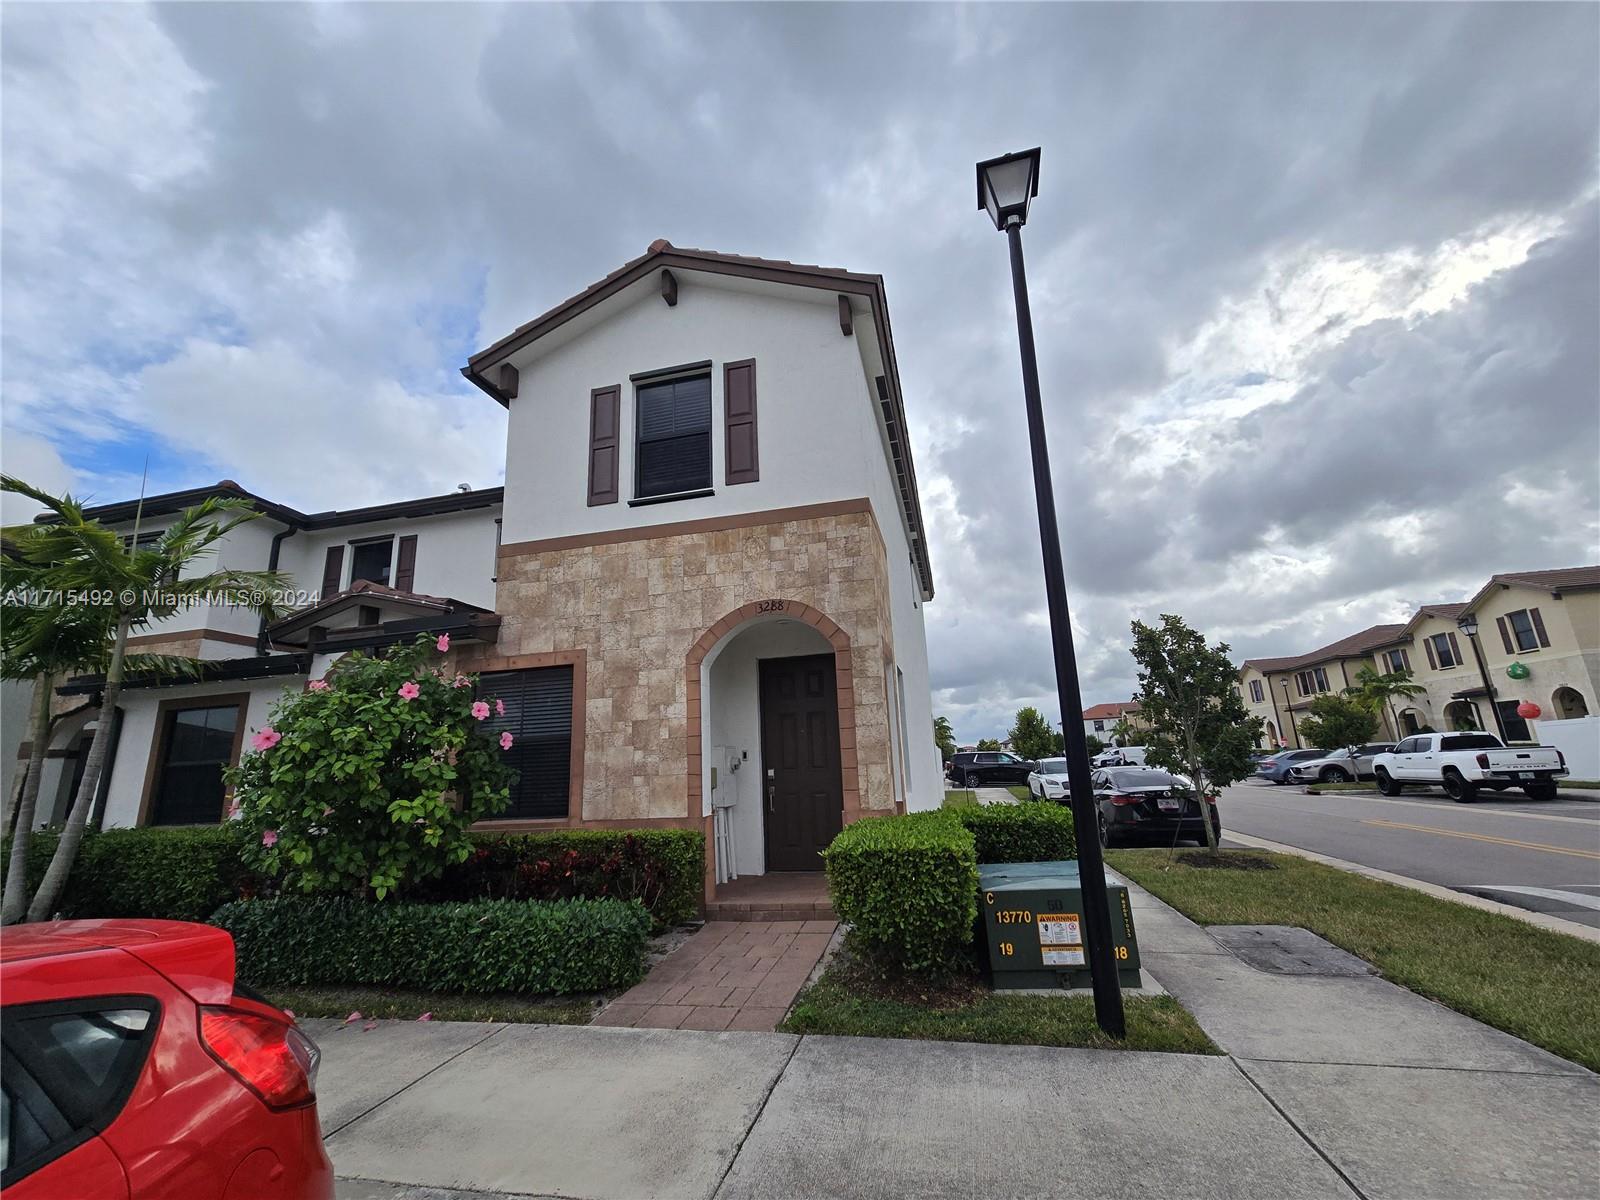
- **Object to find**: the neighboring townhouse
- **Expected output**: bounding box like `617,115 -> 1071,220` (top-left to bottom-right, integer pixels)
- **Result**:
1237,624 -> 1408,748
19,240 -> 942,906
1081,701 -> 1142,744
1238,565 -> 1598,750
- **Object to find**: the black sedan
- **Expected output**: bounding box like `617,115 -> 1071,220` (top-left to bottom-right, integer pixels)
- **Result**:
1093,766 -> 1220,848
946,750 -> 1037,788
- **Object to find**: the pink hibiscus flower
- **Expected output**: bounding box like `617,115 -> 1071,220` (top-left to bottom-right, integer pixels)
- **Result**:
471,700 -> 490,720
453,674 -> 471,688
398,681 -> 421,701
500,731 -> 514,750
436,633 -> 451,652
251,727 -> 281,752
307,679 -> 329,692
261,829 -> 279,848
494,698 -> 506,716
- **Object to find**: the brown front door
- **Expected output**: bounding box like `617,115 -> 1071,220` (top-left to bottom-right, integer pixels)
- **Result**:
760,653 -> 844,871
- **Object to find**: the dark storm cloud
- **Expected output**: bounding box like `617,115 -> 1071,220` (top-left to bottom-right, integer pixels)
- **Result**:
2,2 -> 1595,738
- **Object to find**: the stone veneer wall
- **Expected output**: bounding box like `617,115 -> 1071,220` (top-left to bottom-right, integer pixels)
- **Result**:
473,500 -> 898,824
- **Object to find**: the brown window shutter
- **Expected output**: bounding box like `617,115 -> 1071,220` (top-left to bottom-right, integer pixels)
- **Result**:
1446,631 -> 1462,666
394,535 -> 418,592
588,386 -> 620,506
1424,637 -> 1438,670
1495,616 -> 1514,654
724,359 -> 759,485
1401,648 -> 1411,672
1530,607 -> 1550,648
320,546 -> 344,597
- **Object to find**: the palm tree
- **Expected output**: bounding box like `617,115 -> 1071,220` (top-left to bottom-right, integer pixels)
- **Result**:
2,477 -> 291,923
933,715 -> 956,762
1343,666 -> 1426,741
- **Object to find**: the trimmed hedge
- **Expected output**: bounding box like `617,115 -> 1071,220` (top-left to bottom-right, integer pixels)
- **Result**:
418,829 -> 704,927
952,803 -> 1076,864
3,827 -> 258,923
4,826 -> 703,927
212,896 -> 651,994
823,812 -> 978,975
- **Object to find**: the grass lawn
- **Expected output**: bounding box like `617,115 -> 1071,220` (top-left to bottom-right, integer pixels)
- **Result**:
782,956 -> 1218,1055
1108,848 -> 1600,1072
942,790 -> 977,807
1006,784 -> 1033,802
265,984 -> 598,1025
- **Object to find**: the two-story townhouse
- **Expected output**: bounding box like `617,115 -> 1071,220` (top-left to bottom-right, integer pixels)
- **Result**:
20,483 -> 505,831
454,241 -> 939,899
1238,623 -> 1408,748
1081,701 -> 1141,744
19,241 -> 942,912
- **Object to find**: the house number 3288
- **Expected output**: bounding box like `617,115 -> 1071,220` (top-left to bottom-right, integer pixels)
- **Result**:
756,600 -> 786,613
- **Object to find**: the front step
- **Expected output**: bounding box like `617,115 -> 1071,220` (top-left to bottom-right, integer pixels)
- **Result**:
704,899 -> 837,923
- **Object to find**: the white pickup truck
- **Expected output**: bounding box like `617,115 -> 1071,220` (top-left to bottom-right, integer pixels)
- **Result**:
1372,732 -> 1568,802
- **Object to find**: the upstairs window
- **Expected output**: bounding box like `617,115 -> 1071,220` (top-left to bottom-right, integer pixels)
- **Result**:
1426,632 -> 1460,669
636,373 -> 712,500
1382,648 -> 1411,674
1249,679 -> 1265,703
348,537 -> 395,588
1502,608 -> 1547,653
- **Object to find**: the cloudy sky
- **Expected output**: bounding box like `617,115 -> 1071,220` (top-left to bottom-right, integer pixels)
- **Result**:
4,2 -> 1597,741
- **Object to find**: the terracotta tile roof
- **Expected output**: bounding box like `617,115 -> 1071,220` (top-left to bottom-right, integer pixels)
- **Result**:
1082,701 -> 1141,720
1242,623 -> 1408,673
1488,565 -> 1600,592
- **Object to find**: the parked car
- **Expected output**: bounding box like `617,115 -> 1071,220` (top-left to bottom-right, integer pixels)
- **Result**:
1254,748 -> 1327,784
1027,757 -> 1069,799
947,750 -> 1037,788
1092,766 -> 1220,847
1287,743 -> 1396,784
1092,746 -> 1147,768
1372,732 -> 1568,802
1,918 -> 334,1198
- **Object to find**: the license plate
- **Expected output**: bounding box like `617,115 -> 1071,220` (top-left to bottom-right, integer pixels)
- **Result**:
1157,797 -> 1181,811
1517,772 -> 1534,780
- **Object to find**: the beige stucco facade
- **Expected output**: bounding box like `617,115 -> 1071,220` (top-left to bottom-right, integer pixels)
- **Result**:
458,499 -> 899,830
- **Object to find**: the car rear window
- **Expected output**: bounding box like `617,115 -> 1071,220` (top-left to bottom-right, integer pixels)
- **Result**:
1104,768 -> 1175,788
1440,734 -> 1504,751
1036,759 -> 1068,775
2,996 -> 159,1184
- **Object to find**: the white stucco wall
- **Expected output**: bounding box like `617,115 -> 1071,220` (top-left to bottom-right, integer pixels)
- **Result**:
278,508 -> 501,609
99,678 -> 300,829
501,274 -> 941,809
704,617 -> 836,876
1530,716 -> 1600,778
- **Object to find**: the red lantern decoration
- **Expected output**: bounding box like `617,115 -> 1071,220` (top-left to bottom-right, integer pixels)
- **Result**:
1516,701 -> 1542,720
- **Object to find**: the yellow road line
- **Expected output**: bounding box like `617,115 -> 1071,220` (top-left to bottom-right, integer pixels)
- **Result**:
1361,818 -> 1600,861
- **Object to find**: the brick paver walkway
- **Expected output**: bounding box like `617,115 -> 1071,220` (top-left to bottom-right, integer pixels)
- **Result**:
592,920 -> 836,1032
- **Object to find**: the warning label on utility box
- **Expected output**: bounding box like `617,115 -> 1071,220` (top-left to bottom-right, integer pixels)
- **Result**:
1037,913 -> 1081,946
1042,946 -> 1086,965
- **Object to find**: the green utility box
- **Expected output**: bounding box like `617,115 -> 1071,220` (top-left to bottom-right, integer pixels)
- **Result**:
977,861 -> 1143,989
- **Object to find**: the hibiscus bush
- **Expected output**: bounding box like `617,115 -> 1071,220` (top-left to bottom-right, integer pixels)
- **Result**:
229,634 -> 516,899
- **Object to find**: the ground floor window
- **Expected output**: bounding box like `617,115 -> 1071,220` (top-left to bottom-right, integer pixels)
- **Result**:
480,666 -> 574,819
149,703 -> 242,825
1497,700 -> 1532,743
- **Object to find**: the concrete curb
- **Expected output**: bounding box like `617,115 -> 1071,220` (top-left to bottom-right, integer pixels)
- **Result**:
1222,830 -> 1600,945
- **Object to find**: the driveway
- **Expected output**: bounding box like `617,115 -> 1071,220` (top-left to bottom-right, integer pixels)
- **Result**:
1218,779 -> 1600,927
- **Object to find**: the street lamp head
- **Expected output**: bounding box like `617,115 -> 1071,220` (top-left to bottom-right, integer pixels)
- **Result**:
976,147 -> 1041,230
1456,612 -> 1480,638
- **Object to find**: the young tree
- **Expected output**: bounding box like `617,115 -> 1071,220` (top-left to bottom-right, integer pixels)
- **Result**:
975,738 -> 1002,752
1008,706 -> 1063,760
932,716 -> 957,762
1297,694 -> 1380,750
1343,666 -> 1425,740
1130,615 -> 1263,851
1110,716 -> 1143,747
2,478 -> 289,922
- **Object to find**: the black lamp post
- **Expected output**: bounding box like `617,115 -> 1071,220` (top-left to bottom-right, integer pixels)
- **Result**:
1280,678 -> 1299,746
977,147 -> 1124,1039
1456,612 -> 1508,740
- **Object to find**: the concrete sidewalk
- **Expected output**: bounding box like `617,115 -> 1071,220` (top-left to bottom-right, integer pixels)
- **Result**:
315,884 -> 1598,1200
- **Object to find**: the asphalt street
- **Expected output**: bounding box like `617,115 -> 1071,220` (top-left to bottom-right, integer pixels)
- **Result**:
1217,779 -> 1600,928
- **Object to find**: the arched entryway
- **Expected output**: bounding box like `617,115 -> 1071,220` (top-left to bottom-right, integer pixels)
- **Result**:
1552,686 -> 1590,720
1399,707 -> 1426,736
687,601 -> 859,902
1263,721 -> 1278,749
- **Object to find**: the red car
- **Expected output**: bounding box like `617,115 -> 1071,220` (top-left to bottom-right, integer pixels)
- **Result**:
1,918 -> 333,1198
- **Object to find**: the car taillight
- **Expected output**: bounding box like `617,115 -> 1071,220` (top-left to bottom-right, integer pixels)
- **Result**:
1261,760 -> 1277,768
1476,753 -> 1491,769
200,1006 -> 319,1110
1110,793 -> 1141,806
1558,750 -> 1567,769
1204,793 -> 1219,804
